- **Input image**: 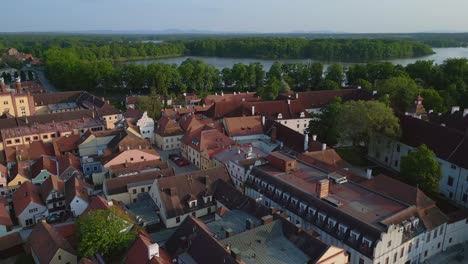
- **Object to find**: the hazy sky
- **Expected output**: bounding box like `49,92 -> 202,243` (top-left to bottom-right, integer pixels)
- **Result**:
1,0 -> 468,33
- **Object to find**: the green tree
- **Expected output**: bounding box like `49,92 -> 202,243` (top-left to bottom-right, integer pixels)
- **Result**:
400,144 -> 442,194
309,62 -> 324,88
267,61 -> 282,82
309,97 -> 343,146
318,80 -> 340,90
137,88 -> 162,120
76,209 -> 136,258
421,88 -> 446,113
259,78 -> 281,100
325,64 -> 344,86
355,79 -> 372,92
376,77 -> 421,112
337,100 -> 400,146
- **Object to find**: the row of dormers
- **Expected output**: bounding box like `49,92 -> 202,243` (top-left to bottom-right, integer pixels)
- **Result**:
249,174 -> 375,254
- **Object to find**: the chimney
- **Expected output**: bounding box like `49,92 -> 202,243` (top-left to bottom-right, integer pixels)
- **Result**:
428,109 -> 434,114
225,228 -> 233,238
463,109 -> 468,117
451,106 -> 460,114
251,105 -> 255,116
316,179 -> 330,198
321,143 -> 327,150
246,219 -> 255,230
295,93 -> 299,99
148,243 -> 160,260
221,91 -> 224,96
0,77 -> 6,93
271,126 -> 277,143
366,168 -> 372,179
261,115 -> 266,126
183,92 -> 187,97
248,146 -> 253,153
287,99 -> 291,105
233,92 -> 236,95
304,133 -> 309,152
242,98 -> 245,102
15,78 -> 22,94
357,86 -> 362,89
312,134 -> 317,141
372,90 -> 377,96
230,248 -> 241,261
215,92 -> 218,96
261,215 -> 273,225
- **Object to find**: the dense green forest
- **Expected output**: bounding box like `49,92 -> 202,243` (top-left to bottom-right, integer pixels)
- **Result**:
185,38 -> 434,61
1,35 -> 435,61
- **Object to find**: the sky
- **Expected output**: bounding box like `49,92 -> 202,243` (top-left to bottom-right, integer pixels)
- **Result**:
1,0 -> 468,33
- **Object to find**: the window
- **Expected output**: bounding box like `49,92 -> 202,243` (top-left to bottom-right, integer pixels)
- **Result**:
426,233 -> 430,242
141,187 -> 144,193
132,189 -> 136,194
25,218 -> 33,226
424,251 -> 428,257
43,134 -> 48,139
58,255 -> 61,260
439,226 -> 443,235
400,247 -> 404,257
15,139 -> 20,143
19,99 -> 24,103
393,252 -> 397,263
437,242 -> 441,249
463,194 -> 467,203
33,136 -> 38,140
29,208 -> 38,213
176,216 -> 181,223
385,257 -> 389,264
359,258 -> 364,264
141,156 -> 144,160
451,164 -> 457,170
449,192 -> 453,199
449,238 -> 452,243
388,240 -> 392,247
192,212 -> 196,217
3,101 -> 8,105
25,137 -> 30,142
20,107 -> 26,116
447,176 -> 454,186
394,160 -> 398,167
396,145 -> 400,152
433,228 -> 437,238
6,140 -> 11,145
130,158 -> 134,161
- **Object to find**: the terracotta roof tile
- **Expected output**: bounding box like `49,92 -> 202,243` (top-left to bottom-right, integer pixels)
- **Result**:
0,203 -> 13,227
53,134 -> 81,156
28,220 -> 76,264
31,156 -> 58,177
125,232 -> 173,264
12,182 -> 44,217
156,167 -> 231,219
81,195 -> 111,216
65,176 -> 90,205
104,168 -> 175,196
156,116 -> 184,137
40,175 -> 65,200
223,116 -> 264,137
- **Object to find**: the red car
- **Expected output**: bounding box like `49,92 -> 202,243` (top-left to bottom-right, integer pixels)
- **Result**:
173,157 -> 190,167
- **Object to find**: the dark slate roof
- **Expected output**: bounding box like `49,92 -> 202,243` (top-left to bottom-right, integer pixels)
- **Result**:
164,216 -> 239,264
399,114 -> 468,169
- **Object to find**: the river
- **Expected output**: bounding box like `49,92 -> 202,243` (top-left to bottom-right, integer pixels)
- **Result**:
126,47 -> 468,70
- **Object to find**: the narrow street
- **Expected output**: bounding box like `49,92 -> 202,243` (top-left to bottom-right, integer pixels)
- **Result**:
26,66 -> 57,92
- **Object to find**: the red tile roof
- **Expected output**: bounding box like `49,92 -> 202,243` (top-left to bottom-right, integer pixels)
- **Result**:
301,149 -> 351,168
104,168 -> 175,196
182,126 -> 235,153
125,232 -> 172,264
12,182 -> 44,217
58,152 -> 82,176
5,141 -> 55,163
0,203 -> 13,227
156,167 -> 231,219
40,175 -> 65,200
81,195 -> 111,216
53,134 -> 81,156
28,220 -> 76,264
156,116 -> 184,137
65,176 -> 90,206
223,116 -> 264,137
31,156 -> 58,177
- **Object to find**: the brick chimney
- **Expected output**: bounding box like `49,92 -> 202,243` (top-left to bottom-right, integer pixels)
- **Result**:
316,179 -> 330,198
271,126 -> 277,143
261,215 -> 273,225
251,105 -> 255,116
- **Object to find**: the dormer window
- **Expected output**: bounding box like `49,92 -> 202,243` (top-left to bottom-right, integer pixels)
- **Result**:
299,202 -> 307,211
338,224 -> 347,234
277,113 -> 283,119
411,218 -> 419,228
268,185 -> 275,192
350,230 -> 360,241
282,193 -> 290,201
362,237 -> 372,248
318,212 -> 326,222
308,207 -> 316,216
291,197 -> 298,207
203,195 -> 212,203
188,200 -> 197,208
275,189 -> 282,196
255,178 -> 261,185
300,112 -> 305,118
328,218 -> 336,228
261,181 -> 268,189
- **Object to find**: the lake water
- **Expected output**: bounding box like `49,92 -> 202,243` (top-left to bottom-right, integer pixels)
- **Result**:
126,47 -> 468,70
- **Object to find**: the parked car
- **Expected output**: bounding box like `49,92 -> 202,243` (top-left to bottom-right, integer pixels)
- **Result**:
174,157 -> 190,167
168,154 -> 180,161
46,213 -> 61,224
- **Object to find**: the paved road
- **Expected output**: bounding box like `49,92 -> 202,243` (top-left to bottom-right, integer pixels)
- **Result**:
425,243 -> 467,264
26,66 -> 57,92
